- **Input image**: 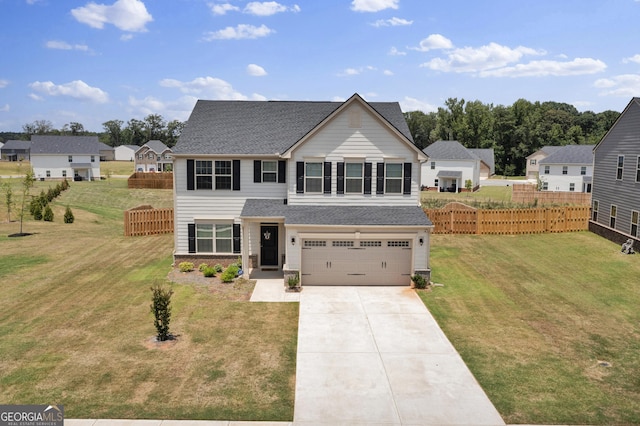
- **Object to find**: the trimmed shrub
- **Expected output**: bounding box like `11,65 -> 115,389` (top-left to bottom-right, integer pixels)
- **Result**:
43,205 -> 54,222
411,274 -> 428,289
32,202 -> 43,220
214,263 -> 223,273
150,282 -> 173,341
198,263 -> 209,272
203,266 -> 216,277
220,264 -> 239,283
63,206 -> 74,223
179,261 -> 194,272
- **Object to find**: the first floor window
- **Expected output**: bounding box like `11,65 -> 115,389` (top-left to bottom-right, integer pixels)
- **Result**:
215,160 -> 232,190
636,156 -> 640,182
592,200 -> 599,221
305,162 -> 323,193
569,183 -> 575,192
62,170 -> 67,177
196,224 -> 232,253
632,211 -> 639,237
542,182 -> 548,190
46,170 -> 51,177
196,160 -> 213,189
345,162 -> 363,193
610,205 -> 617,228
434,178 -> 439,187
385,163 -> 403,193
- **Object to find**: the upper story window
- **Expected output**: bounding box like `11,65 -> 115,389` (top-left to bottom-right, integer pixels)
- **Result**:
530,159 -> 537,165
385,163 -> 403,194
262,161 -> 277,183
636,156 -> 640,183
544,165 -> 550,174
68,155 -> 73,162
137,154 -> 143,160
345,162 -> 363,193
562,166 -> 568,175
617,155 -> 624,180
196,160 -> 213,189
215,160 -> 232,190
430,161 -> 436,169
91,155 -> 95,163
581,166 -> 586,175
305,162 -> 323,193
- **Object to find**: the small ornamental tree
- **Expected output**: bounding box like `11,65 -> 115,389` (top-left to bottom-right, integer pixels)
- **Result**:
18,169 -> 35,234
150,282 -> 174,341
64,206 -> 74,223
32,203 -> 43,220
2,179 -> 14,222
43,205 -> 54,222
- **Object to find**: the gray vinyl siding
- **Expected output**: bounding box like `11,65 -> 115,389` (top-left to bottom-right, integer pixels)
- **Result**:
592,99 -> 640,238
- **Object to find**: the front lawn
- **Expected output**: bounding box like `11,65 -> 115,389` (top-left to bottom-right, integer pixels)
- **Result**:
421,232 -> 640,424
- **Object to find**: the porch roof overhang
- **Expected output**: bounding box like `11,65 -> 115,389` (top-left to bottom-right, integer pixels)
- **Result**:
582,176 -> 592,183
70,163 -> 93,169
240,199 -> 432,227
436,170 -> 463,178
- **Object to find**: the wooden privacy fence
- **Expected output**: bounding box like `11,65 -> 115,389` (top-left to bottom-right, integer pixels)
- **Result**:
424,204 -> 590,235
512,183 -> 591,205
124,206 -> 174,236
128,172 -> 173,189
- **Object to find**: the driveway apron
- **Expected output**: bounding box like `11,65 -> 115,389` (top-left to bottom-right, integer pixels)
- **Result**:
293,286 -> 505,425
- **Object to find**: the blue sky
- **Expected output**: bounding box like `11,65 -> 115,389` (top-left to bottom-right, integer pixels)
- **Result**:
1,0 -> 640,132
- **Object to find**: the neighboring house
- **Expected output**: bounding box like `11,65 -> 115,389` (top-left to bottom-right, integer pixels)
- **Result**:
99,142 -> 115,161
525,146 -> 563,179
30,135 -> 101,181
469,148 -> 495,178
538,144 -> 595,192
1,140 -> 30,161
172,93 -> 433,286
0,141 -> 4,151
421,140 -> 480,192
135,140 -> 173,172
114,145 -> 138,161
590,97 -> 640,245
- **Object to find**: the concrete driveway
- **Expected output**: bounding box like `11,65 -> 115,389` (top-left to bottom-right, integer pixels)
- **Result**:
293,286 -> 504,425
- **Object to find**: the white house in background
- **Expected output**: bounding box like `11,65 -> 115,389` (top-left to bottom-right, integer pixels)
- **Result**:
538,144 -> 595,192
525,146 -> 563,179
172,93 -> 433,286
115,145 -> 138,161
30,135 -> 101,181
421,140 -> 480,192
135,140 -> 173,172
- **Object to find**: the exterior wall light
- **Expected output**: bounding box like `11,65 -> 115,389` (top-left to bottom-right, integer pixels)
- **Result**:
291,237 -> 296,245
419,237 -> 424,246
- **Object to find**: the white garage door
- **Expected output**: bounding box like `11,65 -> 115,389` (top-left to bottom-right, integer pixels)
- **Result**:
301,239 -> 412,286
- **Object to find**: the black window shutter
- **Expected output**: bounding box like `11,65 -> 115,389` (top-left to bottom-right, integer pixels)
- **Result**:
323,162 -> 332,194
364,162 -> 372,194
187,159 -> 195,190
254,160 -> 261,183
188,223 -> 196,253
403,162 -> 412,195
233,223 -> 241,254
337,162 -> 345,194
296,161 -> 304,193
233,160 -> 241,191
376,163 -> 384,194
278,160 -> 286,183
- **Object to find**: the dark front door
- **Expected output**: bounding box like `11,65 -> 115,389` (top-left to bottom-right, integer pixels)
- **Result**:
260,225 -> 279,266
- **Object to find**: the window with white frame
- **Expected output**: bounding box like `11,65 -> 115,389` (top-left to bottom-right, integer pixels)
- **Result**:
91,155 -> 95,163
262,161 -> 277,183
631,210 -> 639,237
68,155 -> 73,162
196,223 -> 232,253
569,183 -> 575,192
305,162 -> 322,193
562,166 -> 568,175
430,161 -> 436,169
195,160 -> 213,189
385,163 -> 403,194
544,165 -> 550,174
46,170 -> 51,177
610,205 -> 617,228
617,155 -> 624,180
345,162 -> 363,193
581,166 -> 586,175
592,200 -> 598,221
62,170 -> 67,177
215,160 -> 232,190
542,181 -> 548,190
434,178 -> 439,187
530,159 -> 537,165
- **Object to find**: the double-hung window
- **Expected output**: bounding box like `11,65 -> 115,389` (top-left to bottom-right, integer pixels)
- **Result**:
569,183 -> 575,192
636,157 -> 640,183
345,162 -> 363,193
196,160 -> 213,189
262,161 -> 277,182
68,155 -> 73,163
544,165 -> 550,174
631,211 -> 639,237
215,160 -> 232,190
610,205 -> 617,228
617,155 -> 624,180
592,200 -> 598,221
196,223 -> 232,253
305,162 -> 323,193
581,166 -> 587,176
562,166 -> 568,175
385,163 -> 403,193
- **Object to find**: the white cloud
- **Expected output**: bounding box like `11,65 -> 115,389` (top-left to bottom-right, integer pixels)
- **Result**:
128,95 -> 198,121
209,3 -> 240,15
159,76 -> 265,100
29,80 -> 109,103
0,104 -> 9,112
244,2 -> 300,16
622,54 -> 640,64
247,64 -> 267,76
45,40 -> 90,51
0,79 -> 8,88
383,69 -> 393,76
203,24 -> 274,40
29,93 -> 44,101
400,96 -> 437,113
412,34 -> 453,52
421,42 -> 544,73
120,34 -> 134,41
337,65 -> 376,77
594,74 -> 640,97
389,46 -> 406,56
71,0 -> 153,32
480,58 -> 607,78
371,17 -> 412,27
351,0 -> 398,12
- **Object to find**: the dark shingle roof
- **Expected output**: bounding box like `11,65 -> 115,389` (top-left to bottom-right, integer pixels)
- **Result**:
240,199 -> 432,226
174,96 -> 414,156
539,145 -> 595,165
468,148 -> 495,173
423,140 -> 478,161
140,140 -> 170,154
30,136 -> 100,155
1,140 -> 31,150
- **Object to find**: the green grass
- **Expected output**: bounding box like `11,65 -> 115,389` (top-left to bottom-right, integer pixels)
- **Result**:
420,232 -> 640,424
0,179 -> 298,421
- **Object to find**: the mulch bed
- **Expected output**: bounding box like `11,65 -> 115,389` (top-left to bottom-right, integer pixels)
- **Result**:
167,269 -> 256,301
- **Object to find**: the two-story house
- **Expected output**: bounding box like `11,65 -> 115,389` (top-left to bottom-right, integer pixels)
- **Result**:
1,140 -> 31,161
135,140 -> 173,172
590,97 -> 639,245
172,94 -> 433,286
30,135 -> 101,181
420,140 -> 481,192
537,144 -> 594,192
525,146 -> 563,179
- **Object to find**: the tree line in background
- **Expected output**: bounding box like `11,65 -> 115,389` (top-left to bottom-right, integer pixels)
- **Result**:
1,98 -> 621,177
404,98 -> 620,176
0,114 -> 185,148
